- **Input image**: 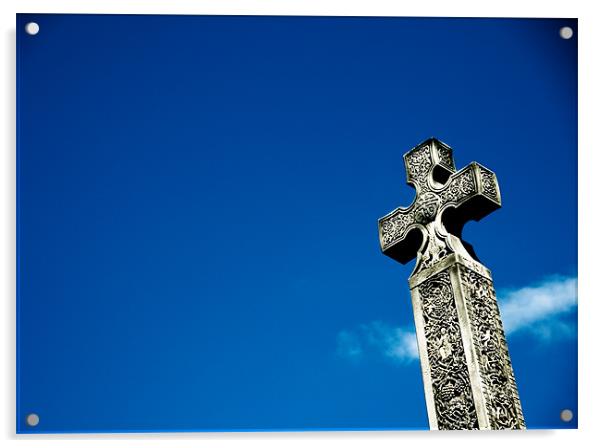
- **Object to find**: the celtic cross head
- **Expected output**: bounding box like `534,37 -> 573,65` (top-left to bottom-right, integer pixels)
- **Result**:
378,138 -> 501,272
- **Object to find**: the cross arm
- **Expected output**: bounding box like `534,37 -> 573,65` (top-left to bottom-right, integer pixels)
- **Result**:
439,162 -> 502,235
378,205 -> 422,264
404,138 -> 456,193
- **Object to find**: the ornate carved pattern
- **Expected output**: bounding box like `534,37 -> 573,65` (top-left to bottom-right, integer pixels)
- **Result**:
380,209 -> 413,246
460,267 -> 526,429
380,168 -> 478,250
480,168 -> 499,202
440,169 -> 477,204
405,145 -> 433,191
436,144 -> 455,170
380,140 -> 502,256
415,223 -> 452,273
414,192 -> 441,225
419,271 -> 479,430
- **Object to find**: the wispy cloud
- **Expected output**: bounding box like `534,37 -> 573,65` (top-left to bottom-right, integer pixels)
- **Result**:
336,330 -> 363,359
336,321 -> 419,364
498,275 -> 577,340
337,275 -> 577,363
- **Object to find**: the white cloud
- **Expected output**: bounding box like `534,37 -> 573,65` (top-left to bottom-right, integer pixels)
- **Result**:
498,275 -> 577,339
337,275 -> 577,364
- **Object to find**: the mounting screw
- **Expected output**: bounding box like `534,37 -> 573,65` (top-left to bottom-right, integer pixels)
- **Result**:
26,413 -> 40,427
25,22 -> 40,36
560,409 -> 574,422
559,26 -> 573,40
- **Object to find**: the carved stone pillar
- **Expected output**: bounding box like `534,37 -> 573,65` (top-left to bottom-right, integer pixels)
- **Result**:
409,253 -> 525,430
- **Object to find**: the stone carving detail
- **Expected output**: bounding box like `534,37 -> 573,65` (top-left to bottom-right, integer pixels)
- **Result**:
379,168 -> 478,249
416,223 -> 451,273
406,145 -> 433,191
380,209 -> 413,246
379,140 -> 500,255
440,169 -> 477,204
414,192 -> 441,224
436,144 -> 455,170
419,271 -> 479,430
480,168 -> 499,201
460,267 -> 526,429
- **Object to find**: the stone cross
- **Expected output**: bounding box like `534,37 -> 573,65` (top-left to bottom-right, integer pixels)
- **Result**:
378,138 -> 525,430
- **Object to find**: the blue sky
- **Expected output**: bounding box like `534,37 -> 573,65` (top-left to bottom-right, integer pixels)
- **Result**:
17,15 -> 577,432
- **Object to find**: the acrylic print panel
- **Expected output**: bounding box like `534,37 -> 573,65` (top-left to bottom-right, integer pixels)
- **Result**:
16,14 -> 577,433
